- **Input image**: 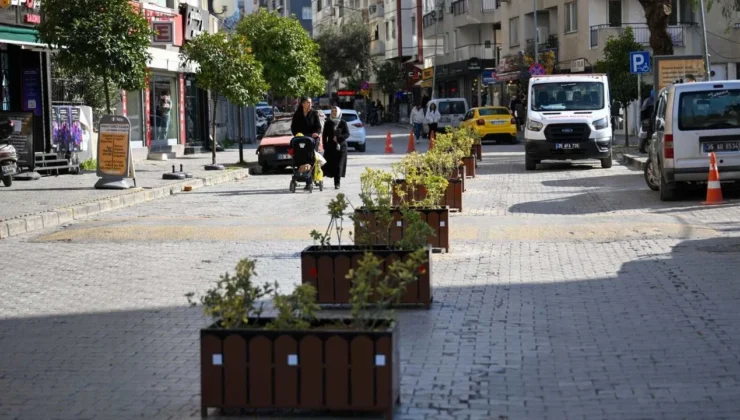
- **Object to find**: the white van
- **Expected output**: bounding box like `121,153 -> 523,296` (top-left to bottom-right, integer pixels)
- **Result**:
424,98 -> 469,135
646,80 -> 740,201
524,74 -> 613,170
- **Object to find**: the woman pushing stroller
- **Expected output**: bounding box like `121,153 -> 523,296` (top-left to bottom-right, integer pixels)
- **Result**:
290,96 -> 322,190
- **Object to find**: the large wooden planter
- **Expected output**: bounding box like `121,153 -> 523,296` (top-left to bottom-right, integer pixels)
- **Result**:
451,165 -> 466,192
462,155 -> 476,178
201,319 -> 400,419
301,245 -> 432,308
392,178 -> 463,211
354,206 -> 450,252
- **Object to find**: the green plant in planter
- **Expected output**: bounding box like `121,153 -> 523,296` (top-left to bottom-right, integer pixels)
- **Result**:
391,153 -> 448,208
450,125 -> 478,155
310,193 -> 350,248
354,168 -> 395,245
266,283 -> 321,330
424,139 -> 460,178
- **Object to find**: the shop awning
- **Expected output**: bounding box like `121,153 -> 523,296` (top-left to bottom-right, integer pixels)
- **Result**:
0,25 -> 47,48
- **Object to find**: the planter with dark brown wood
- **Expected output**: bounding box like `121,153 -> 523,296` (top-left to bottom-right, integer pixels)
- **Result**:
450,164 -> 466,192
354,206 -> 450,252
301,245 -> 432,308
392,177 -> 462,211
462,155 -> 476,178
201,319 -> 400,418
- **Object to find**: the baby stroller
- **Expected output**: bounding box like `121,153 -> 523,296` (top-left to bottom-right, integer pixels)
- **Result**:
289,135 -> 324,193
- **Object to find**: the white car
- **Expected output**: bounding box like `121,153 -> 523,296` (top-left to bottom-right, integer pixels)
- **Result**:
322,109 -> 367,152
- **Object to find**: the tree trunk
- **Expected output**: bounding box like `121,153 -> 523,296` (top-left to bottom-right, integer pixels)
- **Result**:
238,105 -> 244,164
211,95 -> 218,165
103,69 -> 111,115
638,0 -> 674,56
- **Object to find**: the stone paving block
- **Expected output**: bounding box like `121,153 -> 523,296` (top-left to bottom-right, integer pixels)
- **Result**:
56,208 -> 74,224
24,215 -> 43,232
4,218 -> 26,236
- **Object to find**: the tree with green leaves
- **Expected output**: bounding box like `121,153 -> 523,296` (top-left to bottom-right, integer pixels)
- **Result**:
314,17 -> 372,84
181,32 -> 268,166
596,27 -> 643,146
51,61 -> 119,126
38,0 -> 152,115
374,61 -> 404,103
237,9 -> 325,98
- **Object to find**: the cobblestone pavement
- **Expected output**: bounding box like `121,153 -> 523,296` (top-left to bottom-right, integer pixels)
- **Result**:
2,126 -> 740,420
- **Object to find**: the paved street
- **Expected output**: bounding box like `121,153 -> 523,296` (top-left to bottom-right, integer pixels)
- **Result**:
2,124 -> 740,420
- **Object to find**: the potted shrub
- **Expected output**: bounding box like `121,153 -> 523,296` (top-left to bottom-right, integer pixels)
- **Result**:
355,167 -> 451,252
423,135 -> 465,212
301,193 -> 434,308
191,255 -> 420,418
449,127 -> 477,178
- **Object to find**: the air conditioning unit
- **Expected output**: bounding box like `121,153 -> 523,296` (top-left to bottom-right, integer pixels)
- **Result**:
536,27 -> 549,44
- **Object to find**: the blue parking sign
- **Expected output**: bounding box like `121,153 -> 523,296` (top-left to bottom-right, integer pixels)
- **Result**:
629,51 -> 651,74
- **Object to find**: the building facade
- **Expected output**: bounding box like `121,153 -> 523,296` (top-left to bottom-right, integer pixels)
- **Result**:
268,0 -> 313,35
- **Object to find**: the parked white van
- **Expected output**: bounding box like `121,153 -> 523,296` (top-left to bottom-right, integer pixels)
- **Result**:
524,74 -> 613,170
645,80 -> 740,201
423,98 -> 469,135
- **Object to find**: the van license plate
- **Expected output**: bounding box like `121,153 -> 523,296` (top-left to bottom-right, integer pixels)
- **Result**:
555,143 -> 580,150
702,142 -> 740,153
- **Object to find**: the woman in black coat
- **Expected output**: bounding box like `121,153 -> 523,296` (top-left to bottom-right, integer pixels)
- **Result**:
291,96 -> 322,150
322,106 -> 350,189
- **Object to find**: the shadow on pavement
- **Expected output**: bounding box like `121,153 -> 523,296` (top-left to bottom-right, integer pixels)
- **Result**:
2,236 -> 740,419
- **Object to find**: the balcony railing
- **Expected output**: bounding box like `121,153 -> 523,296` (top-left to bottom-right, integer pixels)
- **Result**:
589,22 -> 696,49
368,3 -> 384,19
525,35 -> 559,50
454,44 -> 496,61
423,9 -> 443,28
451,0 -> 467,16
482,0 -> 497,11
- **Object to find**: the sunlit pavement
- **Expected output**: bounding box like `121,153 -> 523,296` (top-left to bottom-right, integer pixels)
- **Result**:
2,124 -> 740,419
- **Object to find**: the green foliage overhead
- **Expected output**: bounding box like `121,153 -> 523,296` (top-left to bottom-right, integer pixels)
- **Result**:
374,61 -> 405,97
38,0 -> 152,100
595,27 -> 643,107
315,17 -> 372,79
237,9 -> 325,97
180,32 -> 268,106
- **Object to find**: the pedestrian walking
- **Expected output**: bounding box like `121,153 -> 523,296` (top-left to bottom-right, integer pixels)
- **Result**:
425,103 -> 441,140
410,104 -> 425,143
291,96 -> 322,190
322,106 -> 349,189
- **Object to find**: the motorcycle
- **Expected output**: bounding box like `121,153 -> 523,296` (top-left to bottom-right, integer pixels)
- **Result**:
0,118 -> 17,187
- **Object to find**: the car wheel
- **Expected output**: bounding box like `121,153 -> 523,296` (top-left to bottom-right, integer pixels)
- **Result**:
644,158 -> 660,191
525,156 -> 537,171
2,175 -> 12,187
659,172 -> 678,201
356,143 -> 366,152
601,156 -> 613,169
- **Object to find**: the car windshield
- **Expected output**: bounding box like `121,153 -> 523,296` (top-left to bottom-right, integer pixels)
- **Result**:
479,108 -> 510,116
437,101 -> 466,115
264,119 -> 293,137
531,82 -> 605,111
257,107 -> 272,115
678,89 -> 740,131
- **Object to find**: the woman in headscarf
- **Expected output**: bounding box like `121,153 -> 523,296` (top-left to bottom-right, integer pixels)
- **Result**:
291,96 -> 322,149
322,106 -> 350,189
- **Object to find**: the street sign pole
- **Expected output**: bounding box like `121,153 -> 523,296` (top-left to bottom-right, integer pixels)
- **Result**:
637,72 -> 641,144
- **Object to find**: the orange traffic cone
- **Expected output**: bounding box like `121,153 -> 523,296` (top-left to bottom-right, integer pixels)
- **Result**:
384,131 -> 394,154
429,131 -> 435,150
407,131 -> 415,153
703,152 -> 725,205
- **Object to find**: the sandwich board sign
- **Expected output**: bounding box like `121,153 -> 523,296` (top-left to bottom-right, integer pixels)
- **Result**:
95,115 -> 136,189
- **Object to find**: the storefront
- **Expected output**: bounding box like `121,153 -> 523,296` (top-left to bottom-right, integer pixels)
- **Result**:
434,58 -> 495,106
0,0 -> 52,166
181,3 -> 210,152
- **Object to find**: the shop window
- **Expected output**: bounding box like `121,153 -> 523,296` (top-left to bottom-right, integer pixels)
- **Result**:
565,2 -> 578,33
150,74 -> 179,145
509,17 -> 519,46
126,91 -> 144,144
0,51 -> 8,111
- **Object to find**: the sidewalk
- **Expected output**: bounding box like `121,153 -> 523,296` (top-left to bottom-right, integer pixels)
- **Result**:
0,148 -> 258,239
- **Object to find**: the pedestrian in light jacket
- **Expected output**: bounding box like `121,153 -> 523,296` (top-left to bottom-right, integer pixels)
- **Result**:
425,103 -> 441,140
410,104 -> 425,143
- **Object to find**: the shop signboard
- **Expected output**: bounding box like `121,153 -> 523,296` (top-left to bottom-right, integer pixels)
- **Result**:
183,4 -> 209,41
0,112 -> 34,169
51,105 -> 84,152
21,68 -> 41,116
422,68 -> 433,80
97,115 -> 131,178
482,70 -> 497,84
152,21 -> 175,45
654,55 -> 706,91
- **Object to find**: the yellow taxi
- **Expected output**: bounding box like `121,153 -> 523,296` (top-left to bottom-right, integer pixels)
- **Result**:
460,106 -> 518,143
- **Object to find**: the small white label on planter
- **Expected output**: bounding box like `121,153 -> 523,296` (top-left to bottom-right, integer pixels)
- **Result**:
440,221 -> 446,227
212,354 -> 223,366
287,354 -> 298,366
396,221 -> 402,227
375,354 -> 386,366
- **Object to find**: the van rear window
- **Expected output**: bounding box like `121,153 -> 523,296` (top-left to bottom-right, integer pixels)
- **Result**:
437,101 -> 466,115
678,89 -> 740,131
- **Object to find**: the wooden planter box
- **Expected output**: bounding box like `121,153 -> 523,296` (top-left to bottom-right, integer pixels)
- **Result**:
392,178 -> 463,211
354,207 -> 450,252
201,319 -> 400,419
450,165 -> 465,192
462,155 -> 476,178
301,245 -> 432,308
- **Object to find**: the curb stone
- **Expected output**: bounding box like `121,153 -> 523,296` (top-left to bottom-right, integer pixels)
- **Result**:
621,153 -> 648,171
0,168 -> 250,240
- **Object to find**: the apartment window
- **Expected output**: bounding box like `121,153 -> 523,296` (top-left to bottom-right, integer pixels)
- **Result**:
302,6 -> 312,19
391,19 -> 396,39
374,24 -> 379,40
411,16 -> 416,35
565,2 -> 578,32
608,0 -> 622,26
386,21 -> 390,40
509,17 -> 519,46
317,0 -> 322,12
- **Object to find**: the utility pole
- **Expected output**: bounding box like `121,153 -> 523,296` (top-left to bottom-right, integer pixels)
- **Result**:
532,0 -> 538,63
430,0 -> 443,99
698,0 -> 711,81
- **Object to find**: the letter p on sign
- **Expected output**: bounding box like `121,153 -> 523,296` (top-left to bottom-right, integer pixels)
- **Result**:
630,51 -> 651,74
